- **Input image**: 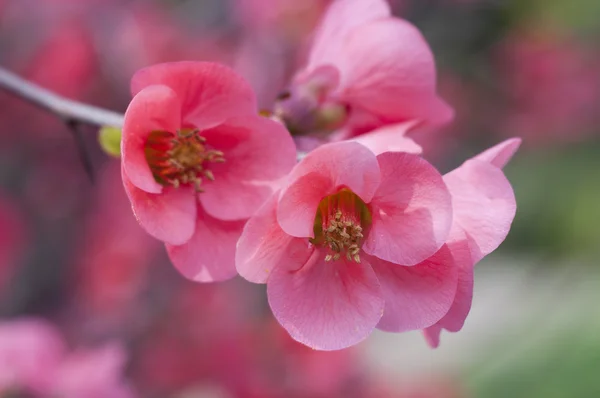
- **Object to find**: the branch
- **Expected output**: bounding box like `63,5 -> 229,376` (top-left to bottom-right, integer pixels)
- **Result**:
0,66 -> 124,128
0,66 -> 307,162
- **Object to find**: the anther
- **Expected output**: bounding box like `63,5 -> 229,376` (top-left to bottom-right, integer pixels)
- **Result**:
145,129 -> 224,191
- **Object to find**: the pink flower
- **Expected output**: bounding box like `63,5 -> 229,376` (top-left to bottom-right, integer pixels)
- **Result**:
52,343 -> 135,398
0,318 -> 135,398
423,138 -> 521,348
0,318 -> 65,394
273,0 -> 452,140
495,30 -> 600,143
73,162 -> 160,326
236,141 -> 458,350
121,61 -> 297,282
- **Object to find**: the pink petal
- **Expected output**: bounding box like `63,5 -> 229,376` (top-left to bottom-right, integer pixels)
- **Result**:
474,138 -> 522,169
433,238 -> 474,333
351,121 -> 423,155
131,61 -> 257,129
122,84 -> 181,194
363,152 -> 452,265
236,194 -> 313,284
198,115 -> 297,221
267,250 -> 384,350
277,141 -> 381,237
338,18 -> 452,125
122,167 -> 196,245
369,245 -> 458,333
444,159 -> 516,263
307,0 -> 390,71
422,324 -> 442,348
422,236 -> 474,348
166,209 -> 245,283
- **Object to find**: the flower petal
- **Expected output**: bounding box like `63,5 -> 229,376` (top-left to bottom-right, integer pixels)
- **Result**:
351,121 -> 423,155
267,251 -> 384,350
422,236 -> 474,348
363,152 -> 452,265
306,0 -> 391,72
474,138 -> 522,169
422,324 -> 442,348
422,263 -> 473,349
277,141 -> 381,237
198,115 -> 297,221
122,167 -> 196,245
338,18 -> 452,126
122,84 -> 181,194
236,194 -> 313,284
444,159 -> 516,263
369,244 -> 458,333
131,61 -> 257,129
166,209 -> 245,283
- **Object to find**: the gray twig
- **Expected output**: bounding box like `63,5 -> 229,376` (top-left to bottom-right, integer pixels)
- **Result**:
0,66 -> 124,128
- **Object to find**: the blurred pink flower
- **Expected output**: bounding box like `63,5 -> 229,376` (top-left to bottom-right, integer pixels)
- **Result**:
274,0 -> 452,141
73,162 -> 160,327
52,343 -> 135,398
237,141 -> 458,350
121,61 -> 297,282
234,0 -> 330,40
132,281 -> 259,396
104,3 -> 236,85
496,29 -> 600,143
0,19 -> 98,143
0,317 -> 134,398
0,318 -> 65,394
423,138 -> 520,348
0,195 -> 25,293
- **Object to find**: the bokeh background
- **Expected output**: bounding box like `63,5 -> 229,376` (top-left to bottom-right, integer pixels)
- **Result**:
1,0 -> 600,397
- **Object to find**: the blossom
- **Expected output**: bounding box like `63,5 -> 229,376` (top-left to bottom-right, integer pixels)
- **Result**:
495,29 -> 600,143
0,318 -> 64,394
121,61 -> 297,282
273,0 -> 452,141
73,163 -> 160,326
52,343 -> 135,398
0,317 -> 135,398
236,141 -> 459,350
423,138 -> 521,348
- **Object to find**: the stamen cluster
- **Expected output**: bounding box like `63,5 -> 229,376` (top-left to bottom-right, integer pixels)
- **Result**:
323,210 -> 363,263
145,129 -> 224,191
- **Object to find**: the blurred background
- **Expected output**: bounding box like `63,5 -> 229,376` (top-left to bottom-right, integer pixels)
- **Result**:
1,0 -> 599,397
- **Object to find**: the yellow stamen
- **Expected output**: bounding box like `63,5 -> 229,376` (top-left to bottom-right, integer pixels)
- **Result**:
144,129 -> 224,191
310,189 -> 371,263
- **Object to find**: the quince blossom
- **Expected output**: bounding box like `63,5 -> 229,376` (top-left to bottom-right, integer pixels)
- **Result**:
121,61 -> 297,282
274,0 -> 452,144
236,141 -> 457,350
236,139 -> 518,350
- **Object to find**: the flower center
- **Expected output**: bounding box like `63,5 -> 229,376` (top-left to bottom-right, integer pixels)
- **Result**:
144,129 -> 224,191
310,189 -> 371,263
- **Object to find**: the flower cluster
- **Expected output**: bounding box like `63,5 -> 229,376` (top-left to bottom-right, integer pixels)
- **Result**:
121,0 -> 519,350
0,318 -> 134,398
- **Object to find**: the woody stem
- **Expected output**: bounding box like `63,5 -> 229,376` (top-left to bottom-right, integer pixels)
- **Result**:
0,66 -> 124,128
